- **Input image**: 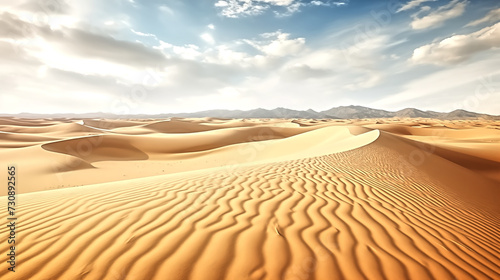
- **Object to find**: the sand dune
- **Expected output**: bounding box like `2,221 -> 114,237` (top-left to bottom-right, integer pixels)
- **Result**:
0,118 -> 499,279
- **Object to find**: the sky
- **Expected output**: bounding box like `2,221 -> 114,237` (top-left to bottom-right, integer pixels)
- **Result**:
0,0 -> 499,115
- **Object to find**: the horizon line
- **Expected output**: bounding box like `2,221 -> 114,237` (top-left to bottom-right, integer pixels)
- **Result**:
0,105 -> 498,117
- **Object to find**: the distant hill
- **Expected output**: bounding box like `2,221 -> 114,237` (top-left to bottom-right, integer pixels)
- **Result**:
394,108 -> 436,118
1,106 -> 498,120
321,105 -> 393,119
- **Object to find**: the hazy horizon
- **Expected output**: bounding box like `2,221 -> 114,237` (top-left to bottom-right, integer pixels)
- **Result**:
1,0 -> 499,115
1,104 -> 498,117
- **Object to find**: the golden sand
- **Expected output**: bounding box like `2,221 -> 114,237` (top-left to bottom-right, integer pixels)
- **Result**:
0,117 -> 499,279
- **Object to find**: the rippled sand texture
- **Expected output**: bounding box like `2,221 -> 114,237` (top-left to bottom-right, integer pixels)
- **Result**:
0,117 -> 499,280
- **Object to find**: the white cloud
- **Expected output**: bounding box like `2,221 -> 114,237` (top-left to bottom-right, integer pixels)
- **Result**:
215,0 -> 347,18
219,86 -> 242,97
171,88 -> 255,112
170,45 -> 202,60
2,0 -> 498,115
153,41 -> 202,60
261,0 -> 294,5
159,5 -> 174,15
411,22 -> 500,65
214,0 -> 229,6
98,16 -> 132,32
0,9 -> 173,115
274,2 -> 301,17
465,8 -> 500,27
153,40 -> 172,50
332,1 -> 347,6
204,45 -> 251,65
37,65 -> 48,78
0,13 -> 167,69
245,31 -> 305,56
410,0 -> 467,30
344,71 -> 383,90
0,12 -> 383,114
131,29 -> 158,39
397,0 -> 436,13
281,63 -> 333,80
214,0 -> 268,18
274,0 -> 347,17
200,33 -> 215,44
373,57 -> 500,113
277,32 -> 393,92
312,1 -> 347,6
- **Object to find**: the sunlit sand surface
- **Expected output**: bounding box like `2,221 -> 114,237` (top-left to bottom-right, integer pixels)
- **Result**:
0,117 -> 499,279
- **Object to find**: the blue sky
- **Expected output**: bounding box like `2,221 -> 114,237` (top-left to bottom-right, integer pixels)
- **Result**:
0,0 -> 499,114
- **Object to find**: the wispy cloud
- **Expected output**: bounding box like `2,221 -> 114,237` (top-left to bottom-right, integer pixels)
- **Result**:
410,0 -> 467,30
274,0 -> 347,17
397,0 -> 437,13
131,29 -> 158,39
465,7 -> 500,27
373,57 -> 500,111
214,0 -> 269,18
244,31 -> 306,56
1,0 -> 499,115
215,0 -> 347,18
411,22 -> 500,65
201,33 -> 216,44
159,5 -> 174,15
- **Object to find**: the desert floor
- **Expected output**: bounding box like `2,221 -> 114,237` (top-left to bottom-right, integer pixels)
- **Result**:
0,117 -> 499,280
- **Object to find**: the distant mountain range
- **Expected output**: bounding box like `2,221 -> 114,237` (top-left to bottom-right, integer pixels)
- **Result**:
2,106 -> 499,120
